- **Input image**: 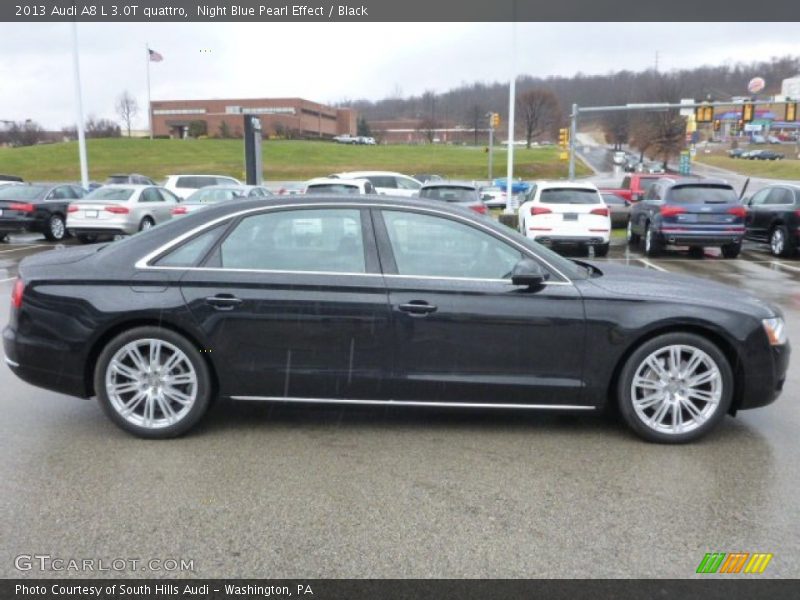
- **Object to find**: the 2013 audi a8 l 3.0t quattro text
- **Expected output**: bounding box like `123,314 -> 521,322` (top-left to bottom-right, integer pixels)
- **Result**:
2,196 -> 790,442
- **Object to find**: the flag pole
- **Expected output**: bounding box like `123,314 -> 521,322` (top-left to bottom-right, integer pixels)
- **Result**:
146,43 -> 152,140
71,22 -> 89,189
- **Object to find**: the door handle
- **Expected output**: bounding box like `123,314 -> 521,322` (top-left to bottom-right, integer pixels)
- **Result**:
205,294 -> 243,310
398,301 -> 437,316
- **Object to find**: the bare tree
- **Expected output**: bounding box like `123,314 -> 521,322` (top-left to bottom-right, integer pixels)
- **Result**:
516,89 -> 561,148
418,117 -> 438,143
5,120 -> 44,146
467,104 -> 484,146
115,91 -> 139,137
602,111 -> 630,150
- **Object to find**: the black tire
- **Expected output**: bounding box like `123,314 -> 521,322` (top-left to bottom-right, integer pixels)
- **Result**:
139,216 -> 155,232
595,242 -> 610,257
643,224 -> 662,257
769,225 -> 794,258
76,234 -> 98,244
0,233 -> 8,243
43,214 -> 66,242
94,326 -> 213,438
721,242 -> 741,259
617,332 -> 734,443
688,246 -> 704,259
626,219 -> 640,245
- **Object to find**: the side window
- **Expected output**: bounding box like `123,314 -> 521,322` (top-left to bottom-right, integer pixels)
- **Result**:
382,210 -> 522,280
218,209 -> 366,273
749,189 -> 770,206
365,182 -> 376,194
396,177 -> 421,191
645,185 -> 658,200
175,177 -> 195,189
155,224 -> 226,267
622,176 -> 631,189
766,188 -> 792,205
51,187 -> 69,200
216,177 -> 236,186
369,176 -> 396,189
140,188 -> 163,203
197,177 -> 217,188
160,188 -> 180,203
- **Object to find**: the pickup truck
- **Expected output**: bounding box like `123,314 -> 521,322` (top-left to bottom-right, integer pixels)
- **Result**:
600,173 -> 678,203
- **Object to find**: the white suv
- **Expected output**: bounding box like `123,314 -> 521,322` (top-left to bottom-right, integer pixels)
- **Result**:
163,174 -> 241,199
517,181 -> 611,256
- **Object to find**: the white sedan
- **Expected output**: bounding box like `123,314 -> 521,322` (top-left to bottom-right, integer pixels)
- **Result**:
517,181 -> 611,256
330,171 -> 421,197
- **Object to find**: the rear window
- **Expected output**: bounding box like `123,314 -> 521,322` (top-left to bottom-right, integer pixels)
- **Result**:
306,184 -> 361,195
419,187 -> 478,202
187,188 -> 242,204
668,185 -> 737,204
602,194 -> 626,205
106,175 -> 130,184
0,185 -> 47,200
85,187 -> 135,201
539,188 -> 600,204
176,176 -> 216,189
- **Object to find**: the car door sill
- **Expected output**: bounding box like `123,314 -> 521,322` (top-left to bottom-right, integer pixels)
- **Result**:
229,396 -> 596,410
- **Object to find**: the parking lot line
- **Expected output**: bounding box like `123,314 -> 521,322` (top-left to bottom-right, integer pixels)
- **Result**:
770,260 -> 800,273
636,258 -> 668,272
0,245 -> 46,254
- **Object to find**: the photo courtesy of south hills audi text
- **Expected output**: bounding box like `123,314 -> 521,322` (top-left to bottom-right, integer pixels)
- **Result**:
15,583 -> 315,597
36,4 -> 370,18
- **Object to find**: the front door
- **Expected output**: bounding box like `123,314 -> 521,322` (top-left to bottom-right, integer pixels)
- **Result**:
180,207 -> 392,400
374,208 -> 587,406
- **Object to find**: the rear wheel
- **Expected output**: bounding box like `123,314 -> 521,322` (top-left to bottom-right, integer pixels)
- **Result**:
618,332 -> 733,443
76,234 -> 98,244
139,217 -> 155,232
721,242 -> 742,259
0,233 -> 8,243
44,214 -> 66,241
626,219 -> 640,245
95,326 -> 213,438
688,246 -> 704,259
770,225 -> 794,257
643,224 -> 662,257
594,242 -> 610,257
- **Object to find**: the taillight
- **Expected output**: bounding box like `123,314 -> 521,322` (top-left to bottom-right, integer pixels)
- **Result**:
104,205 -> 130,214
11,278 -> 24,310
471,204 -> 487,215
67,205 -> 79,213
9,202 -> 34,212
727,206 -> 747,218
590,207 -> 610,217
531,206 -> 552,216
171,206 -> 188,215
277,187 -> 287,195
660,205 -> 687,217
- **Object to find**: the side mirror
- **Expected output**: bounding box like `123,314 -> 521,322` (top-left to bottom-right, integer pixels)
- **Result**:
511,258 -> 550,288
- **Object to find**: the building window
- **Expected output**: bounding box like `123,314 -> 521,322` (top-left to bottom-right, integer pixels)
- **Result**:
152,108 -> 207,116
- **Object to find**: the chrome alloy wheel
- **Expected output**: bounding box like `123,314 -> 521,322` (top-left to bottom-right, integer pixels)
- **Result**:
630,344 -> 723,436
105,338 -> 198,429
771,228 -> 785,256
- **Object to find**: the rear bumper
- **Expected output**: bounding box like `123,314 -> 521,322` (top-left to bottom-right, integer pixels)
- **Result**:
533,235 -> 609,246
67,215 -> 138,236
3,325 -> 89,397
67,227 -> 129,236
0,217 -> 39,234
658,229 -> 744,246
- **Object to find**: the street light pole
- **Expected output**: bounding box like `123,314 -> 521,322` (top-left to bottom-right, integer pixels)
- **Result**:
70,23 -> 89,189
568,103 -> 578,180
504,16 -> 517,214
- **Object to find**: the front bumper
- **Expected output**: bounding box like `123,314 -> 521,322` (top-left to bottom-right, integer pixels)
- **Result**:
738,340 -> 791,410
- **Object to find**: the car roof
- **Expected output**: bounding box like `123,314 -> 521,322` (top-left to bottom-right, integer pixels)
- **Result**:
91,183 -> 154,190
334,171 -> 417,179
192,184 -> 262,191
166,174 -> 238,178
535,180 -> 599,190
421,180 -> 477,189
663,177 -> 731,187
306,178 -> 366,186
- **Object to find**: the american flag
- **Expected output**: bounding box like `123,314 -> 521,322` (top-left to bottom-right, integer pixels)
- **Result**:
148,48 -> 163,62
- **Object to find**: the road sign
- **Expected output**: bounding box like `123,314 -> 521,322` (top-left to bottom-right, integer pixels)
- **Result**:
679,150 -> 692,175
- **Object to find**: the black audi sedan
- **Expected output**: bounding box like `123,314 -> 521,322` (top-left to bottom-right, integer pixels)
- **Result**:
3,196 -> 790,442
0,182 -> 86,242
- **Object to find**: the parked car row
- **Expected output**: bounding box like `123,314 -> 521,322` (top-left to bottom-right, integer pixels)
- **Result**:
332,135 -> 377,145
728,148 -> 785,160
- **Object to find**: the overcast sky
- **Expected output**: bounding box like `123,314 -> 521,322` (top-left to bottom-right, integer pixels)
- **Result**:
1,22 -> 798,129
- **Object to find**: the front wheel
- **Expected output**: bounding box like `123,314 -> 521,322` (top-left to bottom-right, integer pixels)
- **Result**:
139,217 -> 155,232
44,214 -> 66,241
721,242 -> 741,259
617,333 -> 733,443
626,219 -> 640,245
95,327 -> 213,438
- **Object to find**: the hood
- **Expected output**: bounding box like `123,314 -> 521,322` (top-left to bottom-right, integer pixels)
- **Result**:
584,261 -> 779,319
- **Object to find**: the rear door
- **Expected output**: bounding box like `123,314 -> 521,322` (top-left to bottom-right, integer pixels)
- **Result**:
745,188 -> 770,240
179,206 -> 392,400
374,207 -> 587,406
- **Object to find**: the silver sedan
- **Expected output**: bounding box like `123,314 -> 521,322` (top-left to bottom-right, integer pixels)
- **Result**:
170,185 -> 272,218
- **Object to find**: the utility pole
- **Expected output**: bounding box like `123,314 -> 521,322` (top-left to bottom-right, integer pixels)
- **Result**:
70,23 -> 89,189
568,103 -> 578,180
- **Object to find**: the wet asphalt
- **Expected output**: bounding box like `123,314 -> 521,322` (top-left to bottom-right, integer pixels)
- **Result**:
0,233 -> 798,579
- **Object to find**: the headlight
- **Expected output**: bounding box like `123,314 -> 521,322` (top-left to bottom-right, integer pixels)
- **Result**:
763,317 -> 787,346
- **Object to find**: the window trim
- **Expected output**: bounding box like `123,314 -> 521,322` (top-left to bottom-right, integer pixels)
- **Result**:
134,202 -> 573,285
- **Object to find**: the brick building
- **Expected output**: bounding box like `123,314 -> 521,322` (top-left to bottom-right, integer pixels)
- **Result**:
150,97 -> 357,139
369,118 -> 490,145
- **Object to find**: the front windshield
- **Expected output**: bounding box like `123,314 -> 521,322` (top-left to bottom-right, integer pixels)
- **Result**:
85,187 -> 135,201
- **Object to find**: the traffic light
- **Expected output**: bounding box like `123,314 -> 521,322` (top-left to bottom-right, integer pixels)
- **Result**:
558,127 -> 570,148
742,102 -> 755,122
489,113 -> 500,128
695,105 -> 714,123
786,102 -> 797,122
713,119 -> 721,132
